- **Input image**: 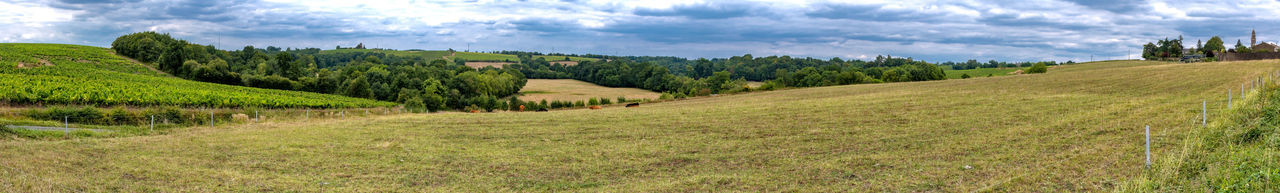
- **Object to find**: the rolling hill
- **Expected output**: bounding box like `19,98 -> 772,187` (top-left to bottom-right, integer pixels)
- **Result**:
0,43 -> 394,108
2,60 -> 1274,191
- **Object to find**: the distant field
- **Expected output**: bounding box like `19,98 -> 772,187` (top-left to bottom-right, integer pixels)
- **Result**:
3,60 -> 1275,191
943,67 -> 1020,79
465,62 -> 514,69
453,52 -> 519,62
534,55 -> 599,62
516,79 -> 660,102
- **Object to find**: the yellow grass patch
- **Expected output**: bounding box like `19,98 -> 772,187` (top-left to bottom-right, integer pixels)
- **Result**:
516,79 -> 660,102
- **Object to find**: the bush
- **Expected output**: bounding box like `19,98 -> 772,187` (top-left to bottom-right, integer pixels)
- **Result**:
575,100 -> 585,107
588,98 -> 600,105
617,96 -> 627,103
1026,63 -> 1048,74
961,73 -> 971,79
659,93 -> 674,100
601,98 -> 612,105
25,107 -> 104,124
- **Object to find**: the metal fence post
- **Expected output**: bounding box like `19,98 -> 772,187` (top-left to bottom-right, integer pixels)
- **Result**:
1145,125 -> 1151,168
1202,100 -> 1207,128
150,115 -> 154,133
305,109 -> 310,121
341,111 -> 345,118
255,110 -> 259,122
209,111 -> 214,126
1229,89 -> 1233,109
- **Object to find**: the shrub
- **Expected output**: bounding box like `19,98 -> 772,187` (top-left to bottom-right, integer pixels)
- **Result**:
961,73 -> 971,79
588,98 -> 600,105
659,93 -> 674,100
601,98 -> 612,105
575,100 -> 586,107
1026,63 -> 1048,74
617,96 -> 627,103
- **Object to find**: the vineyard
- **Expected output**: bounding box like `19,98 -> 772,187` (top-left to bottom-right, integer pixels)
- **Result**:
0,44 -> 395,108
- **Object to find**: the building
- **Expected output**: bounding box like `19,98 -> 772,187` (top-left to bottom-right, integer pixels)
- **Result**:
1250,29 -> 1279,52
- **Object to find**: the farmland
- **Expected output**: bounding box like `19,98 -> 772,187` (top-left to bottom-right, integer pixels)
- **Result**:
515,79 -> 661,102
0,44 -> 395,108
1,60 -> 1271,191
943,67 -> 1020,79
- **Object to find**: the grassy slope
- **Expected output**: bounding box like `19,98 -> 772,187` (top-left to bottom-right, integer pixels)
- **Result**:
0,44 -> 393,108
943,67 -> 1019,79
1123,74 -> 1280,192
516,79 -> 661,102
1,60 -> 1275,191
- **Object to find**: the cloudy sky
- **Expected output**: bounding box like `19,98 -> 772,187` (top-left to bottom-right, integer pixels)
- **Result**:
2,0 -> 1278,62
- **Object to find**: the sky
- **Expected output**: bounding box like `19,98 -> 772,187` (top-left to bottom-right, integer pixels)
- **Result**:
2,0 -> 1279,62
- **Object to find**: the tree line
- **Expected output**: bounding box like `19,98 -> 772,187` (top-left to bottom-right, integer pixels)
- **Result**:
111,32 -> 526,112
509,54 -> 948,98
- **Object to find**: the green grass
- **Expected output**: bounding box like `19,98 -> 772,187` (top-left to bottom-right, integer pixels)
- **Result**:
0,44 -> 395,108
453,52 -> 520,62
943,67 -> 1020,79
1122,74 -> 1280,192
1,60 -> 1276,191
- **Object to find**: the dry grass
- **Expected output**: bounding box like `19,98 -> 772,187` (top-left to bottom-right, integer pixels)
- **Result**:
516,79 -> 661,102
1,60 -> 1278,192
464,62 -> 514,69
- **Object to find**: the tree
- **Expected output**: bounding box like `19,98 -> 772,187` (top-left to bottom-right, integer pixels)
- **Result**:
1235,39 -> 1251,53
421,78 -> 447,112
343,74 -> 374,99
1204,36 -> 1225,56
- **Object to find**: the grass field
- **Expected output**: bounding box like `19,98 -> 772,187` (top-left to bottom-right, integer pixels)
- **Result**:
515,79 -> 661,102
453,52 -> 520,62
1,60 -> 1276,191
943,67 -> 1020,79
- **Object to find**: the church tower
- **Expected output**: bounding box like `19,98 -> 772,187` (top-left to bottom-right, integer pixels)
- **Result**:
1252,28 -> 1257,46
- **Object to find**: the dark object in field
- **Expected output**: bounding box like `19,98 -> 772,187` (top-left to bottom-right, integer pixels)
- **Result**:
536,108 -> 548,112
589,105 -> 602,110
469,110 -> 480,113
626,103 -> 640,108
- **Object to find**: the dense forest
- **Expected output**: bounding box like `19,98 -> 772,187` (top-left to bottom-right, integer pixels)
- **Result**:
111,32 -> 524,112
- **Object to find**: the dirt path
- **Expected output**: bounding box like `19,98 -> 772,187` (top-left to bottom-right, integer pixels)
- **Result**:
110,51 -> 168,75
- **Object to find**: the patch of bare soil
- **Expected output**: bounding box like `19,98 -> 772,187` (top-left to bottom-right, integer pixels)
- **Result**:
548,61 -> 579,66
1009,69 -> 1024,75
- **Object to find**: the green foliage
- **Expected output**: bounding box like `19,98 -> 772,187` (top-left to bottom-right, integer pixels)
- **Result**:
960,73 -> 971,79
588,98 -> 599,106
601,98 -> 612,105
0,44 -> 392,108
1026,63 -> 1048,74
616,96 -> 627,103
1204,36 -> 1226,55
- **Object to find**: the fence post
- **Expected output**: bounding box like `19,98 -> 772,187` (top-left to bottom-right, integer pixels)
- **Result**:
209,111 -> 214,126
1202,100 -> 1207,128
150,115 -> 154,133
1229,89 -> 1233,109
1145,125 -> 1151,169
255,110 -> 259,122
341,111 -> 345,118
64,116 -> 68,135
